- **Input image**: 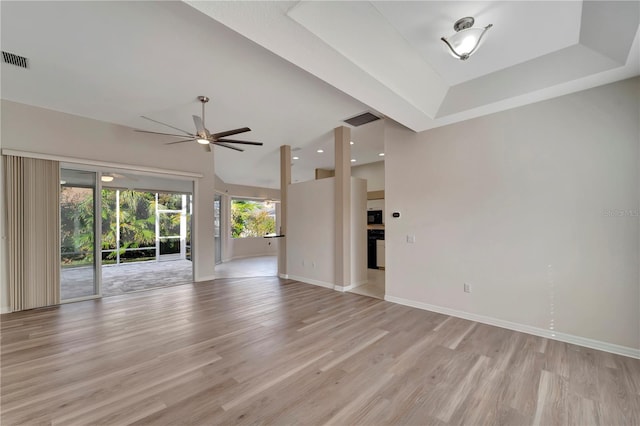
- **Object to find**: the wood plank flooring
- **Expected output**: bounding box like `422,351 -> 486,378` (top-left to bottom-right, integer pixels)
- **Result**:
1,277 -> 639,425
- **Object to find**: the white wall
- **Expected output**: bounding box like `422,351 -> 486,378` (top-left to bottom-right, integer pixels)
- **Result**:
227,237 -> 278,261
385,77 -> 640,353
1,100 -> 217,312
351,177 -> 367,286
287,178 -> 335,287
216,177 -> 281,201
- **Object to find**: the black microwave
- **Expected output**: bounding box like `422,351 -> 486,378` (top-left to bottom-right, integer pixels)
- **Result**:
367,210 -> 383,224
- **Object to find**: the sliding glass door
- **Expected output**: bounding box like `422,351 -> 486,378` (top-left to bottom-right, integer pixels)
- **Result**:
60,169 -> 99,300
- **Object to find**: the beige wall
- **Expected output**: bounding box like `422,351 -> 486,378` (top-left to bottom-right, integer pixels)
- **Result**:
287,177 -> 367,289
287,178 -> 335,287
385,77 -> 640,352
351,177 -> 367,286
351,160 -> 384,192
1,100 -> 217,312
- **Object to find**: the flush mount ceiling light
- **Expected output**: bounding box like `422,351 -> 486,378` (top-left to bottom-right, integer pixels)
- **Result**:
441,17 -> 492,61
101,175 -> 114,182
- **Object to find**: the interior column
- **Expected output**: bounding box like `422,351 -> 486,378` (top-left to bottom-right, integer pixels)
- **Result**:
278,145 -> 291,278
334,126 -> 351,290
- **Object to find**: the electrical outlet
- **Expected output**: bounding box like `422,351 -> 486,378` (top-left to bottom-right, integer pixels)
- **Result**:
406,235 -> 416,243
464,283 -> 471,293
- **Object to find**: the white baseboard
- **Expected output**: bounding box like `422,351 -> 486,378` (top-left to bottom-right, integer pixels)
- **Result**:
384,295 -> 640,360
334,284 -> 353,292
336,279 -> 367,292
194,275 -> 216,282
1,305 -> 12,314
287,275 -> 334,290
227,253 -> 278,262
279,274 -> 289,279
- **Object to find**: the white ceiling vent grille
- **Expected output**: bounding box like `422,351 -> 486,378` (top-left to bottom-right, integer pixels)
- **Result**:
2,51 -> 29,69
344,112 -> 380,127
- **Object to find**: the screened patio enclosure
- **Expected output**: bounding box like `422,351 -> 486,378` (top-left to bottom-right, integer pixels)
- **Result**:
60,168 -> 194,300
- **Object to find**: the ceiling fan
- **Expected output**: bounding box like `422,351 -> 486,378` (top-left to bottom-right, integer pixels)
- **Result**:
134,96 -> 263,152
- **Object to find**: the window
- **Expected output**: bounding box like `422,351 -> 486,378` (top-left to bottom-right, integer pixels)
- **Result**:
100,189 -> 192,263
231,199 -> 276,238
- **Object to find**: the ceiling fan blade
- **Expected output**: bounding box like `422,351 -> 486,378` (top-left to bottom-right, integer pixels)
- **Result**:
193,115 -> 206,135
212,127 -> 251,139
214,142 -> 244,152
166,138 -> 197,145
216,138 -> 264,146
140,116 -> 194,136
135,129 -> 195,138
204,144 -> 212,153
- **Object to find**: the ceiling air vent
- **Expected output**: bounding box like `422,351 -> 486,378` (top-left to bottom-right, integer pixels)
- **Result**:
343,112 -> 380,127
2,51 -> 29,69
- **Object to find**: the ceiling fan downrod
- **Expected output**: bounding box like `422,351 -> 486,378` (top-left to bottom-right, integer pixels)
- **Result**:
198,96 -> 209,131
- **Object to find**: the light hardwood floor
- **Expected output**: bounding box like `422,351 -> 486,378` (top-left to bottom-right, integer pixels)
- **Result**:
1,277 -> 639,425
349,268 -> 385,299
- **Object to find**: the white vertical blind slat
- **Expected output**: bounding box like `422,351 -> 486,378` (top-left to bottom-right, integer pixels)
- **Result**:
4,155 -> 60,311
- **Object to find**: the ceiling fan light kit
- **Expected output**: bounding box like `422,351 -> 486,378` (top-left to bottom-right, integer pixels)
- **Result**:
134,95 -> 263,152
441,16 -> 493,61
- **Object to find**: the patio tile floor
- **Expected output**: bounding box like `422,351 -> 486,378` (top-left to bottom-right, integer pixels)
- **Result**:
60,256 -> 278,300
61,259 -> 193,300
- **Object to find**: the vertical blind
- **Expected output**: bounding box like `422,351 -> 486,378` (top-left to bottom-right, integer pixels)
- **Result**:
4,155 -> 60,311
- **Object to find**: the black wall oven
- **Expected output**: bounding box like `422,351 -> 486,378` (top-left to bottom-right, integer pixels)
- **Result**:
367,210 -> 383,225
368,229 -> 384,269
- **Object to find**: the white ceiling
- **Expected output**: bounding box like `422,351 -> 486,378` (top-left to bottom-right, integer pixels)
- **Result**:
2,1 -> 639,189
372,1 -> 582,86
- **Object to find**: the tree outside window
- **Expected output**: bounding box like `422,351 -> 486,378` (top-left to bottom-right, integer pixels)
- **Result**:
231,199 -> 276,238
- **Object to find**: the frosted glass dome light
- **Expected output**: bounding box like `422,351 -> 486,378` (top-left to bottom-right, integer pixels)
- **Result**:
441,17 -> 493,61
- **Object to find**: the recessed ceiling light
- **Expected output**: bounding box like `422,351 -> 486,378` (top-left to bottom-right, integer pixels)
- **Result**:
378,152 -> 385,157
350,141 -> 354,145
293,156 -> 299,160
317,149 -> 324,153
351,159 -> 356,163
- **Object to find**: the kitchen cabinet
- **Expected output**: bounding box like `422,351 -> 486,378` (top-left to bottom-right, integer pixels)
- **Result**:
376,239 -> 385,268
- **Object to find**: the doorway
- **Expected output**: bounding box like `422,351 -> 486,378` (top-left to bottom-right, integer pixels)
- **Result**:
60,169 -> 99,301
60,165 -> 196,300
156,193 -> 189,262
100,188 -> 193,296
